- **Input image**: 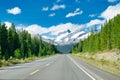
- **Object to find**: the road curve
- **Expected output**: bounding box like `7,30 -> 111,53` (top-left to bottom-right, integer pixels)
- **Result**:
0,54 -> 120,80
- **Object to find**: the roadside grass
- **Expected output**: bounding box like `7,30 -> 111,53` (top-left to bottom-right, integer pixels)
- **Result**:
72,53 -> 120,77
0,54 -> 56,67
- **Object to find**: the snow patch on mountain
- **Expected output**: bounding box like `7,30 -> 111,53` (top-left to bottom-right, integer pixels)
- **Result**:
55,32 -> 69,42
53,29 -> 90,45
71,31 -> 85,39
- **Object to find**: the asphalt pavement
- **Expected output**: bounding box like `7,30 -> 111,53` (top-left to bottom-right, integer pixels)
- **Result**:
0,54 -> 120,80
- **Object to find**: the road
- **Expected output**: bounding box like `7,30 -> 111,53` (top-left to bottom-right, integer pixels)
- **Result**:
0,54 -> 120,80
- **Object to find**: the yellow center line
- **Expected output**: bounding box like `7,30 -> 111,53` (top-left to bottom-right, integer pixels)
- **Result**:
30,69 -> 39,75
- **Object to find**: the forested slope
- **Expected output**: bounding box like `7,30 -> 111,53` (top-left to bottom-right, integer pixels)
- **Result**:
72,14 -> 120,54
0,23 -> 57,60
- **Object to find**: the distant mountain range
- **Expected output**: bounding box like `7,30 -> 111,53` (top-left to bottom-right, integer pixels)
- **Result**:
41,29 -> 91,45
41,29 -> 91,53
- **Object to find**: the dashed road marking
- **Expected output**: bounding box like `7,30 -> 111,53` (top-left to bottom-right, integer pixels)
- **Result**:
30,69 -> 39,75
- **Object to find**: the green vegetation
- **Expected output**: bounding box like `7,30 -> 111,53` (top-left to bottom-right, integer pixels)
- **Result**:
0,23 -> 57,66
72,54 -> 120,76
71,15 -> 120,76
72,14 -> 120,54
0,54 -> 56,67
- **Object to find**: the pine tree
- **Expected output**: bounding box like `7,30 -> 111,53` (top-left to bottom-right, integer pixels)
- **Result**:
0,22 -> 57,60
72,15 -> 120,54
0,24 -> 8,59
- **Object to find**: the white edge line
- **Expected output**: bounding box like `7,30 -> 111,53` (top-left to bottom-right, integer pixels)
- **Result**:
67,55 -> 96,80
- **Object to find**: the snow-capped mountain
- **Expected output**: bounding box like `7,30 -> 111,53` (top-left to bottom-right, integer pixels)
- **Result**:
26,27 -> 91,45
54,29 -> 91,45
41,36 -> 58,45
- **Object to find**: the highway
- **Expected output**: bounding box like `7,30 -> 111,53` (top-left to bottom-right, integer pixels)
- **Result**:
0,54 -> 120,80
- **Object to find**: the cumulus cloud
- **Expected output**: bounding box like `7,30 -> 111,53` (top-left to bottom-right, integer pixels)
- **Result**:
16,24 -> 26,31
3,17 -> 105,41
16,23 -> 84,37
9,18 -> 105,41
100,3 -> 120,20
108,0 -> 117,2
25,24 -> 48,35
7,7 -> 21,15
42,36 -> 50,39
51,4 -> 65,10
42,7 -> 49,11
86,19 -> 105,27
66,8 -> 83,18
49,23 -> 84,35
15,19 -> 104,38
49,13 -> 56,17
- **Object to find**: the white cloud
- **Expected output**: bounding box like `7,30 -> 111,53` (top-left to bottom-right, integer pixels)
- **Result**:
89,14 -> 96,17
25,24 -> 48,35
3,18 -> 105,42
86,19 -> 105,27
49,23 -> 84,35
17,23 -> 83,36
16,20 -> 103,38
51,4 -> 65,10
66,8 -> 83,18
42,36 -> 50,39
4,21 -> 12,29
15,19 -> 105,41
7,7 -> 21,15
56,0 -> 61,3
42,7 -> 49,11
100,3 -> 120,20
16,24 -> 26,31
49,13 -> 56,17
75,8 -> 80,12
108,0 -> 117,2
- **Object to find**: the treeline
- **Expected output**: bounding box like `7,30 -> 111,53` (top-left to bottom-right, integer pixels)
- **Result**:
72,14 -> 120,54
0,23 -> 57,60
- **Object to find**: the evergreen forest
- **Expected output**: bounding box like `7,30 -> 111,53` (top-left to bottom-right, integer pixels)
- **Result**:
0,23 -> 57,60
72,15 -> 120,54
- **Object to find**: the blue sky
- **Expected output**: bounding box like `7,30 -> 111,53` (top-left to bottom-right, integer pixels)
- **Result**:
0,0 -> 120,40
